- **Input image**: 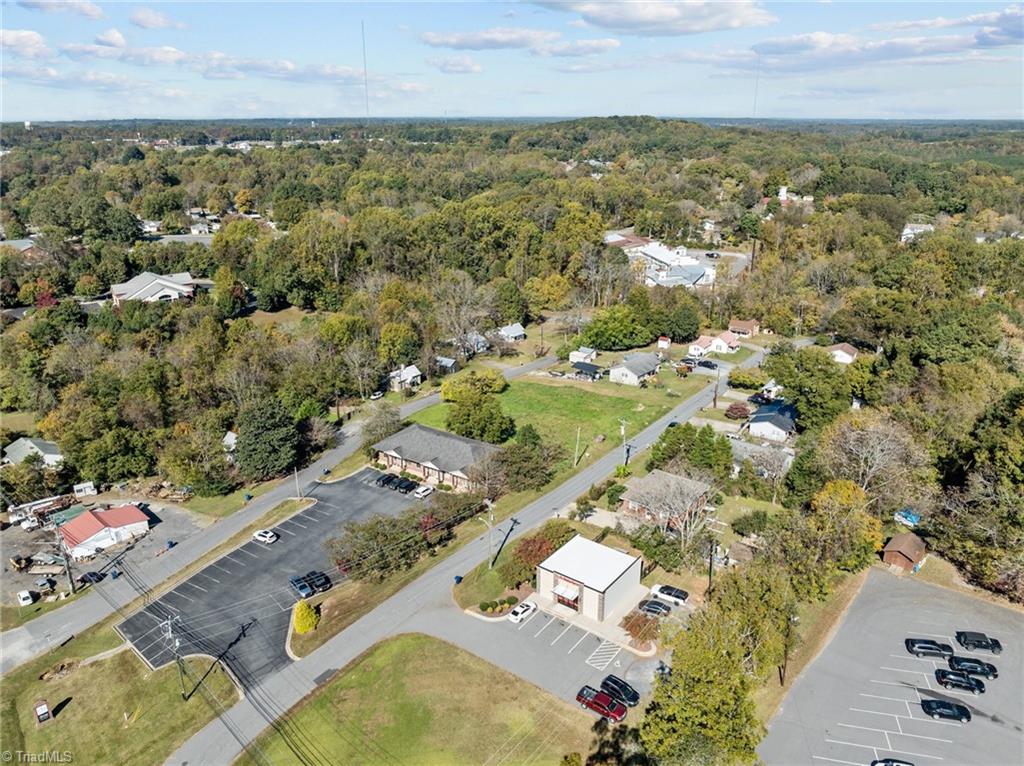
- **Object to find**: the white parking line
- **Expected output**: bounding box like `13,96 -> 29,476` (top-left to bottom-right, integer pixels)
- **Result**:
837,723 -> 952,743
586,640 -> 621,670
551,624 -> 573,646
534,617 -> 554,638
200,573 -> 221,584
890,654 -> 943,665
284,519 -> 310,529
170,590 -> 195,602
275,526 -> 296,536
812,756 -> 862,765
182,580 -> 208,593
568,632 -> 589,654
517,610 -> 540,630
861,693 -> 912,703
237,547 -> 260,558
849,707 -> 961,728
824,739 -> 942,761
222,554 -> 242,565
210,562 -> 233,575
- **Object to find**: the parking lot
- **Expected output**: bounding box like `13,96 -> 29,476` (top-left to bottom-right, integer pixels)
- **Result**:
760,568 -> 1024,766
115,468 -> 416,688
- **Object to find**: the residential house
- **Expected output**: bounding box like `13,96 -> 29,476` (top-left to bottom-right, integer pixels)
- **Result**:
450,331 -> 490,356
141,219 -> 161,234
747,403 -> 798,442
761,378 -> 784,401
882,532 -> 927,572
388,364 -> 423,392
568,346 -> 598,364
496,322 -> 527,342
59,504 -> 150,560
190,221 -> 211,236
900,223 -> 935,243
111,272 -> 196,306
620,469 -> 712,541
535,535 -> 642,622
372,423 -> 498,491
657,335 -> 671,350
728,318 -> 760,337
3,437 -> 63,468
435,356 -> 458,375
827,343 -> 858,365
729,440 -> 794,478
700,219 -> 721,244
571,361 -> 603,381
688,331 -> 738,357
609,352 -> 660,387
1,238 -> 47,262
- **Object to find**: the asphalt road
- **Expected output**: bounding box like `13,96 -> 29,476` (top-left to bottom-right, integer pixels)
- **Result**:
0,355 -> 553,675
115,470 -> 415,688
760,568 -> 1024,766
167,345 -> 772,765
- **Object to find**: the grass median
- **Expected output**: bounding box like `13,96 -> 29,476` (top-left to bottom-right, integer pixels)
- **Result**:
237,633 -> 593,766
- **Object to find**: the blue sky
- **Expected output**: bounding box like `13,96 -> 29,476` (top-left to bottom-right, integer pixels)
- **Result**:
2,1 -> 1022,121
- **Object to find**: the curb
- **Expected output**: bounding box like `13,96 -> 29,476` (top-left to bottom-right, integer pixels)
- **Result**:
463,607 -> 511,623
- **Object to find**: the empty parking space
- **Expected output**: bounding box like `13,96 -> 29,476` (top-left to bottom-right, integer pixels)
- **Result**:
115,468 -> 416,689
761,569 -> 1023,766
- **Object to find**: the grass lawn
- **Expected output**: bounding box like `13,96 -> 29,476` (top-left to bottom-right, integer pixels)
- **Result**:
323,449 -> 371,481
1,410 -> 37,433
1,623 -> 237,766
242,305 -> 314,332
183,479 -> 278,517
237,634 -> 594,766
709,346 -> 756,364
713,495 -> 782,549
1,589 -> 87,632
911,555 -> 1024,614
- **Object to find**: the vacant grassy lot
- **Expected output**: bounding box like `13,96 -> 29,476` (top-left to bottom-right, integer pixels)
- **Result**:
714,495 -> 781,549
709,345 -> 756,364
1,625 -> 237,766
1,409 -> 37,433
411,377 -> 703,471
1,590 -> 87,632
183,479 -> 277,517
237,634 -> 593,766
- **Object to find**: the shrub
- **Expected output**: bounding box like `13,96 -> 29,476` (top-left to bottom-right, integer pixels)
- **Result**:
505,596 -> 518,606
726,402 -> 751,420
437,483 -> 453,492
479,601 -> 490,612
574,494 -> 594,517
293,599 -> 320,635
728,367 -> 767,391
620,609 -> 660,642
614,464 -> 632,479
606,483 -> 627,508
732,509 -> 770,536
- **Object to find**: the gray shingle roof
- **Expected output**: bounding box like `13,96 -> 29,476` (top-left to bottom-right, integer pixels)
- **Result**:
617,352 -> 660,377
749,403 -> 798,433
373,423 -> 498,475
3,437 -> 62,464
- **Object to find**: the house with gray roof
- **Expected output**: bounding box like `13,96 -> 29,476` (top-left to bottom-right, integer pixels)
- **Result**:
3,437 -> 63,467
111,271 -> 195,306
496,322 -> 527,342
372,423 -> 498,491
609,352 -> 660,387
747,403 -> 798,443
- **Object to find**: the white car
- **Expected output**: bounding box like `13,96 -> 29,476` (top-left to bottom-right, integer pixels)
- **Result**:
20,517 -> 40,531
17,590 -> 34,607
650,584 -> 689,607
412,485 -> 434,499
252,529 -> 278,545
369,391 -> 384,400
507,601 -> 537,624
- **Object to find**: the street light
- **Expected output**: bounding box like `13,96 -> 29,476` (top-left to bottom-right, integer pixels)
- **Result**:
779,613 -> 800,686
478,499 -> 495,569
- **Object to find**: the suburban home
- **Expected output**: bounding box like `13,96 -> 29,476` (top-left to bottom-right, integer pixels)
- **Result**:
620,469 -> 712,540
496,322 -> 527,342
0,238 -> 48,262
3,437 -> 63,468
372,423 -> 498,491
434,356 -> 459,375
657,335 -> 671,350
388,364 -> 423,391
568,346 -> 598,364
190,222 -> 211,235
729,440 -> 795,478
450,331 -> 490,356
609,352 -> 660,387
59,504 -> 150,560
728,318 -> 760,337
882,532 -> 927,572
111,271 -> 196,306
827,343 -> 858,365
900,222 -> 935,243
747,403 -> 798,442
761,378 -> 784,401
571,361 -> 603,381
141,219 -> 161,234
688,331 -> 738,357
536,535 -> 642,623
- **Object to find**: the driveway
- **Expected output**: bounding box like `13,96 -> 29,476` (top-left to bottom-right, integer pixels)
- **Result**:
115,469 -> 416,688
760,568 -> 1024,766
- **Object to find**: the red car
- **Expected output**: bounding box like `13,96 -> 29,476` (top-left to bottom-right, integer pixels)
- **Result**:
576,686 -> 627,722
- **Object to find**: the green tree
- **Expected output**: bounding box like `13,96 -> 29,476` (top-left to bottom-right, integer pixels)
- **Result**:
234,397 -> 298,480
377,321 -> 419,367
446,390 -> 516,443
293,599 -> 320,634
361,403 -> 403,455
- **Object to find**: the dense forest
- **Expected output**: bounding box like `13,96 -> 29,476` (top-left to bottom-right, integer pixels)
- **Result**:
1,116 -> 1022,601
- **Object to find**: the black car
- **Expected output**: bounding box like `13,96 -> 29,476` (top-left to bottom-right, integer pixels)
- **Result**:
935,669 -> 985,695
600,675 -> 640,707
681,357 -> 699,366
638,600 -> 671,617
77,571 -> 104,584
905,638 -> 954,659
955,631 -> 1002,655
376,474 -> 399,488
697,359 -> 718,370
395,477 -> 418,494
304,570 -> 332,593
870,760 -> 915,766
706,252 -> 721,259
921,699 -> 971,723
949,656 -> 998,679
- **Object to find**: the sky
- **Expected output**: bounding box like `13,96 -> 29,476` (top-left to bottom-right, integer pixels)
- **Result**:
1,1 -> 1022,121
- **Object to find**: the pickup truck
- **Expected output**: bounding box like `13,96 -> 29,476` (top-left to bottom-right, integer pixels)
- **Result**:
576,686 -> 626,722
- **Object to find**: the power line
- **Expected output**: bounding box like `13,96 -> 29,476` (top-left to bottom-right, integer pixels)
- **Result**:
361,20 -> 370,120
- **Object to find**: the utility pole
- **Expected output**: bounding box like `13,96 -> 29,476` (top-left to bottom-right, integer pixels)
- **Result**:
713,365 -> 721,409
55,525 -> 77,594
167,618 -> 187,700
573,425 -> 581,467
619,419 -> 627,465
478,500 -> 495,568
293,466 -> 302,499
707,538 -> 715,594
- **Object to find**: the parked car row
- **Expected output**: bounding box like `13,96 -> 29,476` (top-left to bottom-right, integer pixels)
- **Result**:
903,630 -> 1003,723
289,570 -> 332,599
637,584 -> 689,617
374,473 -> 434,498
576,674 -> 641,722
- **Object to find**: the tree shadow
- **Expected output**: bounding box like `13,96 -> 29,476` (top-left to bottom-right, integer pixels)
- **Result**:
52,697 -> 72,718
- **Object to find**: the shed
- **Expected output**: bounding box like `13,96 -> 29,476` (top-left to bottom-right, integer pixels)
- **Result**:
882,532 -> 927,572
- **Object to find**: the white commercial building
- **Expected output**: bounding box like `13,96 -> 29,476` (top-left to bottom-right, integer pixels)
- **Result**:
536,535 -> 642,622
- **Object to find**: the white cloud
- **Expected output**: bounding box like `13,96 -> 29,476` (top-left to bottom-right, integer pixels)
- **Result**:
421,27 -> 560,50
17,0 -> 102,19
870,5 -> 1021,34
428,55 -> 483,74
62,42 -> 189,66
535,0 -> 775,36
95,28 -> 126,48
535,38 -> 620,57
3,62 -> 188,99
1,29 -> 53,59
129,7 -> 186,30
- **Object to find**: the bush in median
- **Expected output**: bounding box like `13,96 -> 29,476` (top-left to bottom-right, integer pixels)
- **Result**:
293,599 -> 320,634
